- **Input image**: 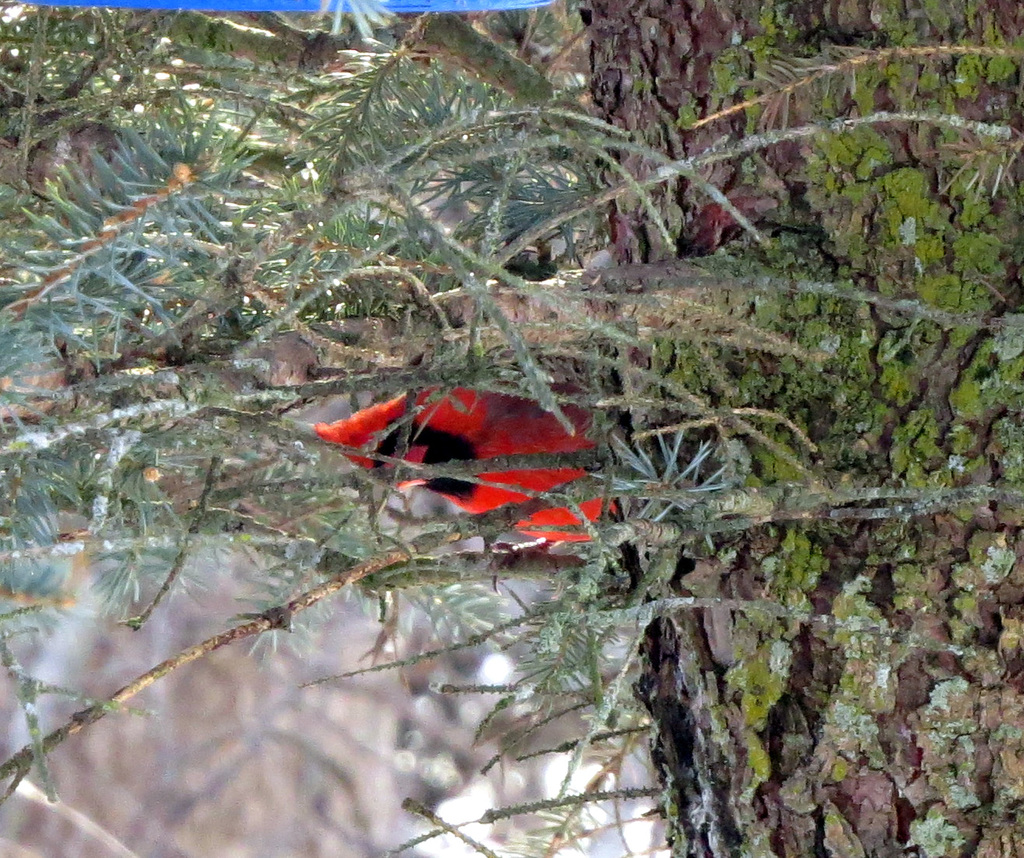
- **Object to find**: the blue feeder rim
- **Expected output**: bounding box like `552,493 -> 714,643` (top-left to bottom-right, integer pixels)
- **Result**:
32,0 -> 550,9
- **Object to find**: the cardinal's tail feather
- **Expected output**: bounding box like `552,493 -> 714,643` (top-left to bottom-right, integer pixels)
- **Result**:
514,497 -> 609,543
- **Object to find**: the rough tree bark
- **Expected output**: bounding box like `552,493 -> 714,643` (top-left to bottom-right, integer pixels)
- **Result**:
586,0 -> 1024,855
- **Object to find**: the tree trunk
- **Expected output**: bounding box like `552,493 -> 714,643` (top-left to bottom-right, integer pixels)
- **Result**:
587,1 -> 1024,854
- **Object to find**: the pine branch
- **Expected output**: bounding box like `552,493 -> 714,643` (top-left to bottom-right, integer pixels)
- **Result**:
416,15 -> 554,104
692,44 -> 1024,131
0,536 -> 455,799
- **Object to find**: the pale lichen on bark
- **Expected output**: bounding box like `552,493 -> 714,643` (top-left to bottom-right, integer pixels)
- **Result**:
588,0 -> 1024,853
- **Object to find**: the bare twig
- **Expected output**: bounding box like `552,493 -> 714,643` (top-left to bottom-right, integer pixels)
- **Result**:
125,456 -> 222,630
0,538 -> 449,798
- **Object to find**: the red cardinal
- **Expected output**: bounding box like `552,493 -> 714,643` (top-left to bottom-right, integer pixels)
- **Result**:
313,388 -> 607,542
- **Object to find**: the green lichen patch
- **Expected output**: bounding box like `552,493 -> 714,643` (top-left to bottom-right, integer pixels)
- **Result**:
726,637 -> 792,730
949,338 -> 1024,420
990,416 -> 1024,485
761,527 -> 829,596
831,577 -> 899,714
889,408 -> 949,486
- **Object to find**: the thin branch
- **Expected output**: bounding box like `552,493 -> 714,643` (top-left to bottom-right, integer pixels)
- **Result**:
14,780 -> 140,858
478,787 -> 661,824
415,14 -> 554,104
303,601 -> 558,686
125,456 -> 222,630
692,44 -> 1024,130
1,400 -> 200,456
5,164 -> 197,318
0,538 -> 453,795
497,109 -> 1014,266
402,799 -> 501,858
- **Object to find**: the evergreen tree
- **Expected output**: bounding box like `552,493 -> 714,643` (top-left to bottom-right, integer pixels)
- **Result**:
0,6 -> 677,855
